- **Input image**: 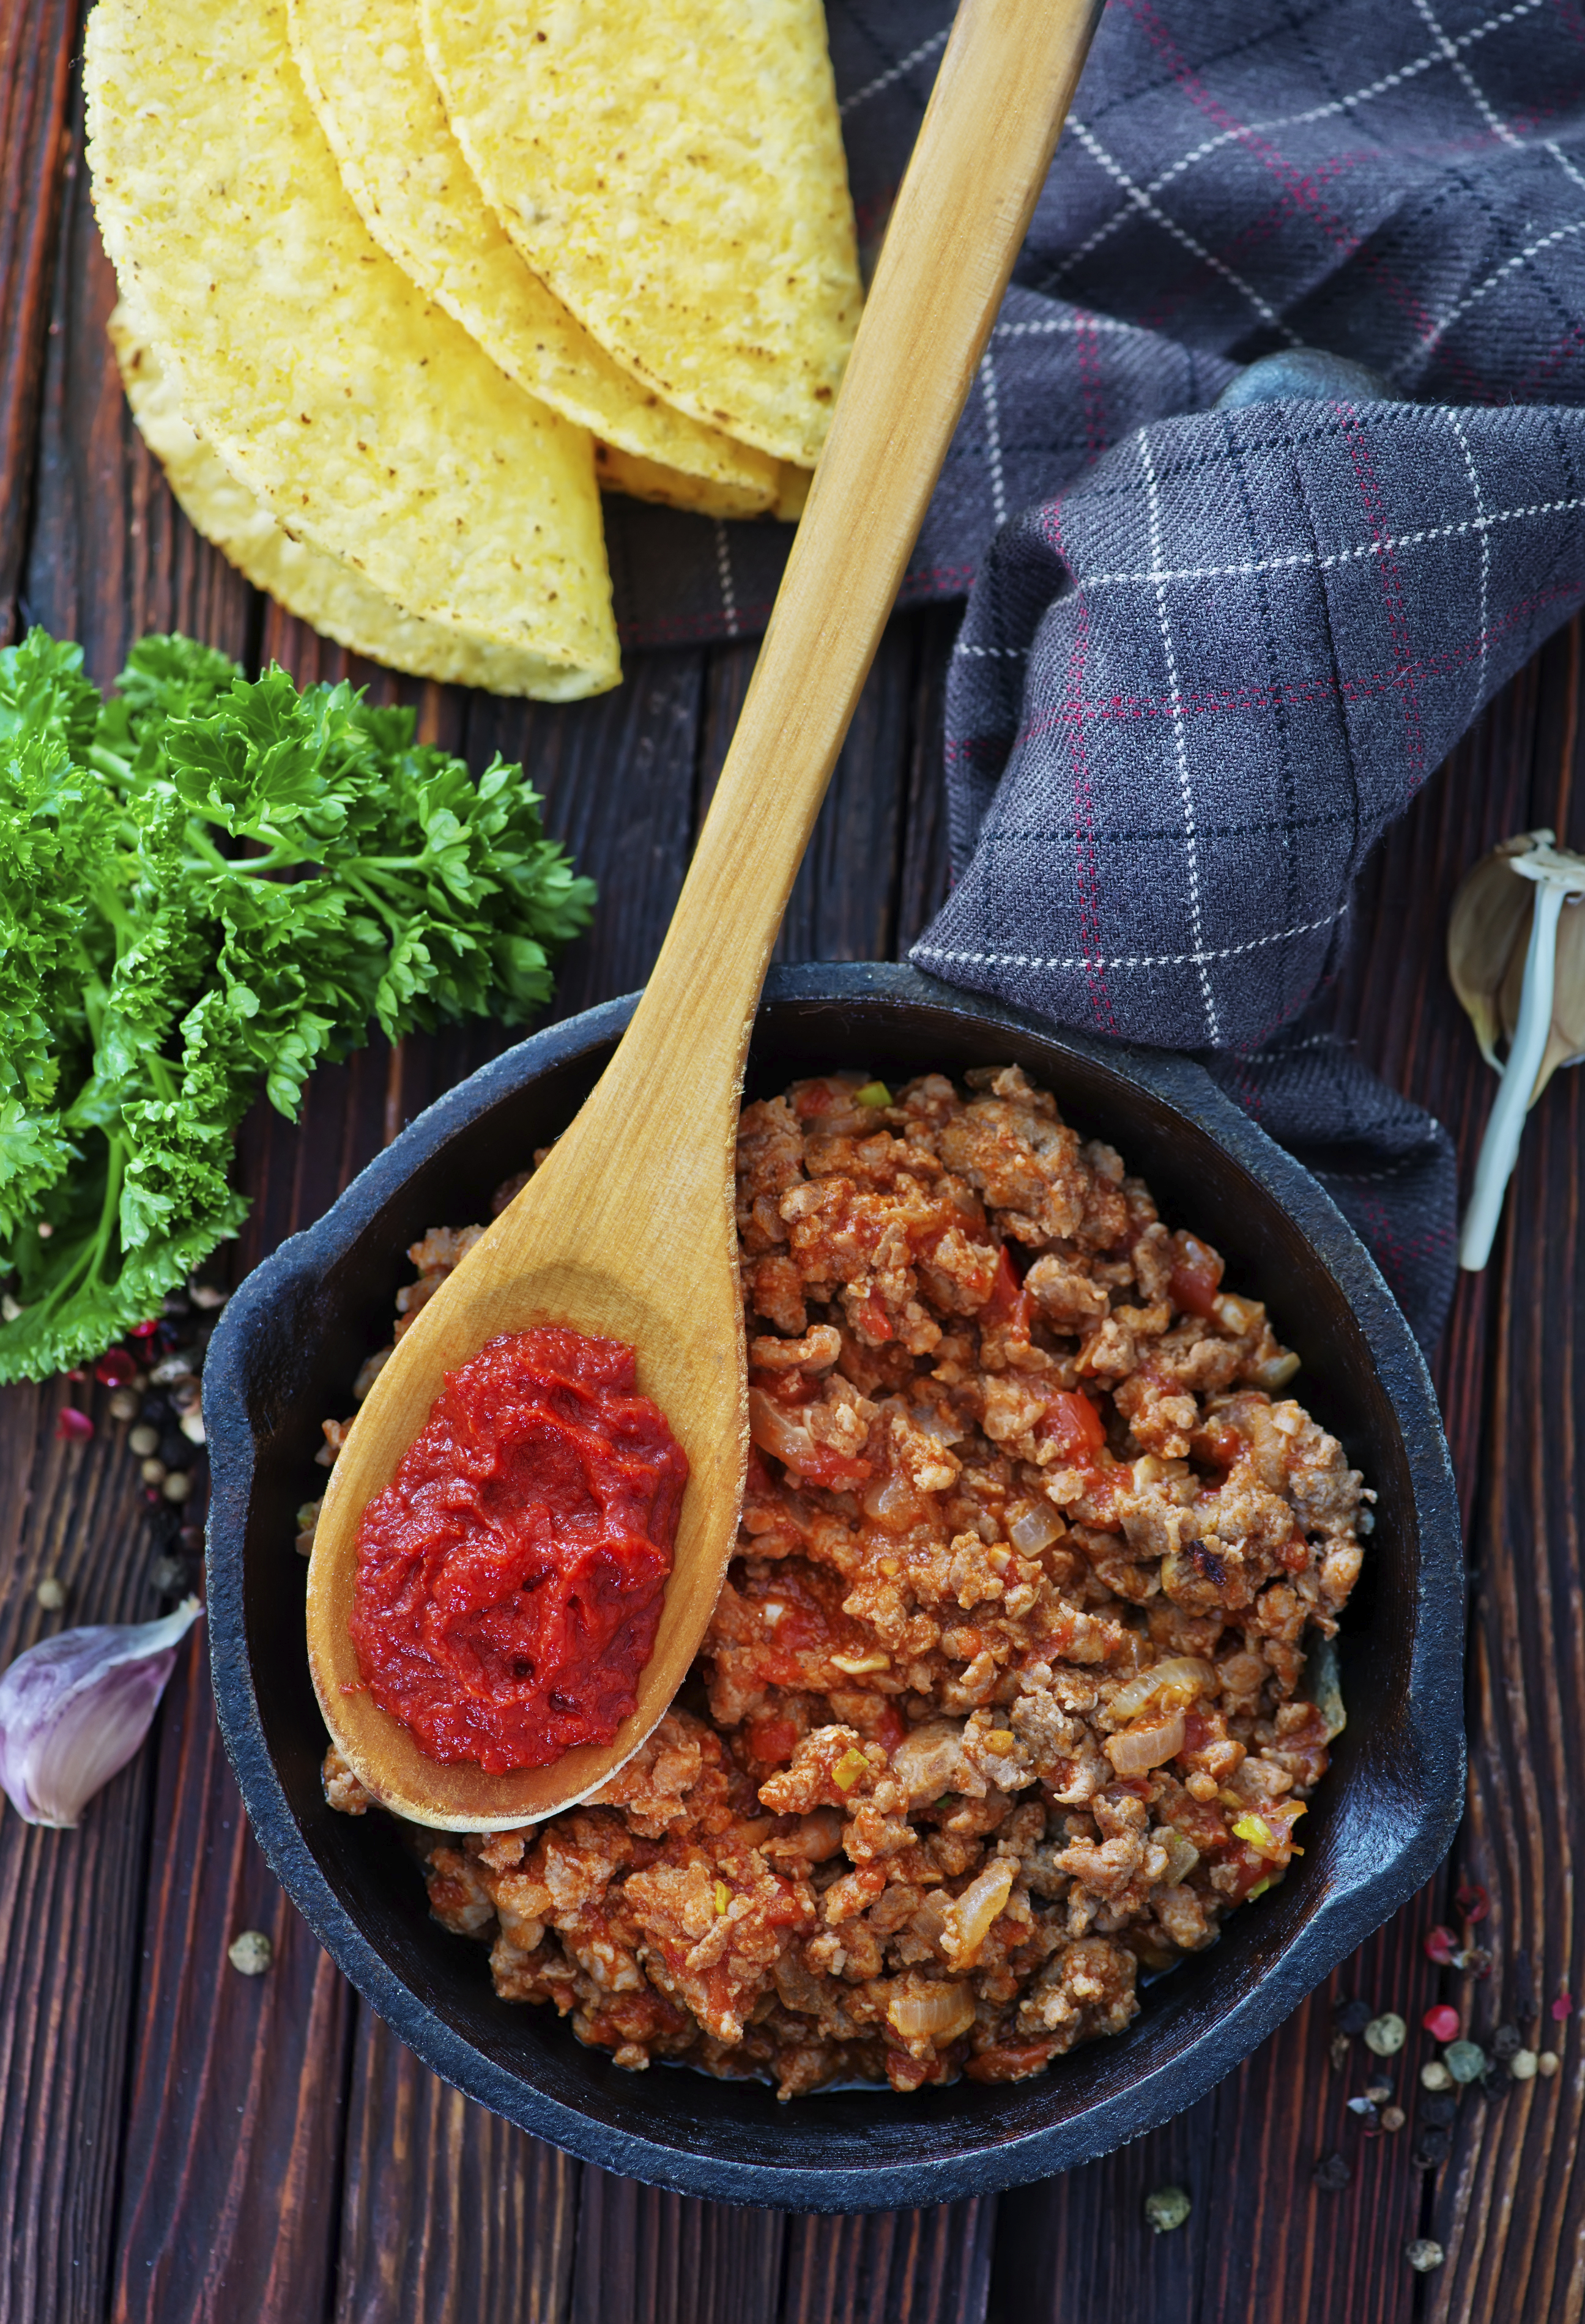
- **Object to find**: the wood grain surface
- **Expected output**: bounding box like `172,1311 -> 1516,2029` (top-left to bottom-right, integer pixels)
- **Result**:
2,11 -> 1584,2320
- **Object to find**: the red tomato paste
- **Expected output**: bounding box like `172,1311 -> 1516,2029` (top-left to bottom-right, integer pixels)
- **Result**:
349,1328 -> 688,1772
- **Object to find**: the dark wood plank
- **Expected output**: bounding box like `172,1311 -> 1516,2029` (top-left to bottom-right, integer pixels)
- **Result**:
0,1380 -> 170,2324
0,0 -> 78,643
333,2013 -> 577,2324
108,1635 -> 355,2324
781,2199 -> 997,2324
567,2172 -> 785,2324
1416,634 -> 1585,2322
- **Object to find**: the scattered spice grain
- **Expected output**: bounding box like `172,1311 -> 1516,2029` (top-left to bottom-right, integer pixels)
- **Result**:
1313,2153 -> 1352,2191
1144,2186 -> 1191,2234
228,1930 -> 273,1975
1364,2012 -> 1407,2056
1406,2239 -> 1446,2273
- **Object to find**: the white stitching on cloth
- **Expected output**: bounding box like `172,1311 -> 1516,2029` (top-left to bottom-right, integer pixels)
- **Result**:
713,520 -> 740,639
979,347 -> 1009,528
1444,409 -> 1490,727
1140,431 -> 1219,1038
1394,214 -> 1585,369
839,26 -> 949,117
1047,1 -> 1544,285
1408,0 -> 1522,145
1056,490 -> 1585,591
1064,120 -> 1298,342
912,906 -> 1348,974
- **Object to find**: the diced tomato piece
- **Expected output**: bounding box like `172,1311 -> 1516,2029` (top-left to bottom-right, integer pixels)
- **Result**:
984,1244 -> 1032,1333
795,1444 -> 872,1490
745,1716 -> 800,1766
872,1703 -> 908,1752
1039,1390 -> 1107,1462
856,1290 -> 893,1342
1168,1234 -> 1224,1320
791,1078 -> 844,1119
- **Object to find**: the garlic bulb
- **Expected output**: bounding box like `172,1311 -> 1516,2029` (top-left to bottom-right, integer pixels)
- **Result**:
1449,830 -> 1585,1098
0,1597 -> 202,1827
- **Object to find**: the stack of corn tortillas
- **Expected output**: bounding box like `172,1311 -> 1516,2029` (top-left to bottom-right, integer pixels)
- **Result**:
84,0 -> 861,698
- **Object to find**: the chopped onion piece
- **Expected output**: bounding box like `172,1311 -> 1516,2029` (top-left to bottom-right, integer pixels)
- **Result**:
885,1975 -> 977,2043
0,1598 -> 202,1827
1107,1657 -> 1218,1725
1009,1500 -> 1064,1553
1105,1709 -> 1186,1776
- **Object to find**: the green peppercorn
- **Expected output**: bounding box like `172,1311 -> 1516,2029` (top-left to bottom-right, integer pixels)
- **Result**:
1143,2185 -> 1192,2235
1444,2039 -> 1486,2084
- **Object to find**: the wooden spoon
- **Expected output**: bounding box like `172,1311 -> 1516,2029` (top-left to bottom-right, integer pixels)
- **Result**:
306,0 -> 1105,1829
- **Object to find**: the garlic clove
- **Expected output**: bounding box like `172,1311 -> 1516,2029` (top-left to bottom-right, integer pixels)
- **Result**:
1497,876 -> 1585,1105
1448,833 -> 1543,1070
0,1597 -> 203,1827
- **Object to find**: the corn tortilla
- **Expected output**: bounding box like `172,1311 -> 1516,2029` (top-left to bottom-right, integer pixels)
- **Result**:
86,0 -> 618,698
287,0 -> 778,516
423,0 -> 862,469
110,308 -> 587,698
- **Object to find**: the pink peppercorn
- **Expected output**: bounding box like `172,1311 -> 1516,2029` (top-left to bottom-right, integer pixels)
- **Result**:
1425,1926 -> 1459,1965
1551,1994 -> 1573,2022
94,1347 -> 138,1386
128,1318 -> 161,1340
1455,1882 -> 1490,1924
55,1407 -> 94,1442
1424,2004 -> 1461,2043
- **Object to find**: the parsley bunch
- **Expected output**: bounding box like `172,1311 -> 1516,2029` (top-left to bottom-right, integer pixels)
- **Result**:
0,629 -> 594,1383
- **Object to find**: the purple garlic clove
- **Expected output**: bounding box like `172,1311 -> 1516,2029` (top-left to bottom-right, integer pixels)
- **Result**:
0,1597 -> 204,1827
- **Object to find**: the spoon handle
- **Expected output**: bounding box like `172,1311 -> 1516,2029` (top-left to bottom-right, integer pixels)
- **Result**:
613,0 -> 1102,1095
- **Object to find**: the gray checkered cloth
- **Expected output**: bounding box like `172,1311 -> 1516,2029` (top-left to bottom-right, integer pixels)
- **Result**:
611,0 -> 1585,1344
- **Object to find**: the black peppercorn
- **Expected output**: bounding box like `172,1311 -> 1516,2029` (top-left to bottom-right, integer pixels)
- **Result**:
139,1393 -> 172,1426
1313,2153 -> 1352,2191
1422,2091 -> 1458,2128
1334,1999 -> 1373,2037
1491,2024 -> 1522,2060
1412,2128 -> 1453,2169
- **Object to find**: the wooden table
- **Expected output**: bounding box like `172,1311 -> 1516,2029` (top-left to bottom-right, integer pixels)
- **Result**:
4,11 -> 1584,2318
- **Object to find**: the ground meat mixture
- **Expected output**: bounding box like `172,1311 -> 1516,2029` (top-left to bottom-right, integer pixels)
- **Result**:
319,1065 -> 1366,2099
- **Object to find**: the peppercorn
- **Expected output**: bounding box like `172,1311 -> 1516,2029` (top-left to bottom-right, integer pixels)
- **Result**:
1346,2096 -> 1379,2127
1329,2030 -> 1352,2071
1381,2106 -> 1406,2133
1445,2040 -> 1487,2083
1423,2004 -> 1461,2043
1313,2153 -> 1351,2191
1143,2186 -> 1191,2235
1510,2050 -> 1539,2081
108,1387 -> 139,1423
1364,2080 -> 1393,2104
228,1930 -> 273,1976
1364,2013 -> 1407,2056
1421,2090 -> 1458,2127
1334,1998 -> 1373,2037
161,1470 -> 193,1503
158,1431 -> 188,1471
1539,2052 -> 1561,2078
128,1425 -> 160,1458
1421,2060 -> 1453,2091
150,1554 -> 187,1596
1412,2128 -> 1452,2169
1491,2023 -> 1522,2060
1424,1925 -> 1459,1964
1406,2239 -> 1446,2273
35,1575 -> 65,1610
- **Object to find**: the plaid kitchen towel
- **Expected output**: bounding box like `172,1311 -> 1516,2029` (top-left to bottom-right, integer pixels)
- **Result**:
612,0 -> 1585,1344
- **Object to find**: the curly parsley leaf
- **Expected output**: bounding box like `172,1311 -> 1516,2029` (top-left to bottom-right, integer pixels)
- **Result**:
0,630 -> 593,1382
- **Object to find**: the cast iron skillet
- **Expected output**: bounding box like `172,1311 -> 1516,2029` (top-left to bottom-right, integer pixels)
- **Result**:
204,962 -> 1464,2213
